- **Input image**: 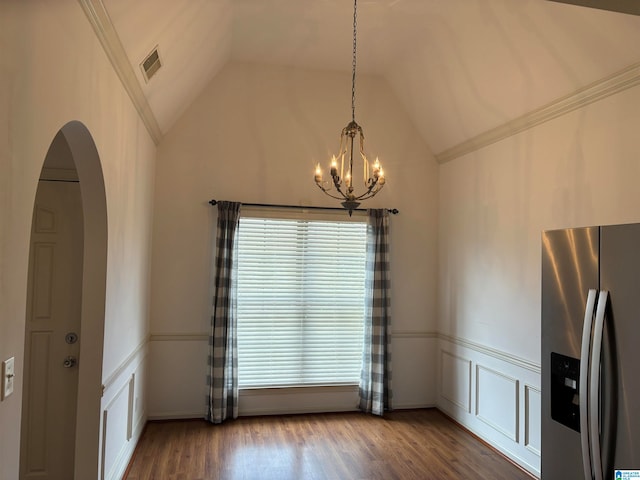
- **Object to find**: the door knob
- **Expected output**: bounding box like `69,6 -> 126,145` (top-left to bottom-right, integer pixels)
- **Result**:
63,356 -> 77,368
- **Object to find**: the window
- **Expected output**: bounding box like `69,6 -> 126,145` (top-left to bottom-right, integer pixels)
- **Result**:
237,215 -> 367,388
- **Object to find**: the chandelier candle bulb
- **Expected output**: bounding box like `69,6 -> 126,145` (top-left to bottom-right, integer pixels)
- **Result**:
364,158 -> 368,184
330,156 -> 338,176
315,164 -> 322,183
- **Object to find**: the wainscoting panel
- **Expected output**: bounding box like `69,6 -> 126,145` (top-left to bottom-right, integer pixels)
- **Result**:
437,336 -> 540,477
440,350 -> 472,413
524,384 -> 541,456
476,365 -> 518,442
99,342 -> 147,480
101,383 -> 129,480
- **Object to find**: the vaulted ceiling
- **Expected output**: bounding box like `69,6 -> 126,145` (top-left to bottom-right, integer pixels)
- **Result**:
82,0 -> 640,161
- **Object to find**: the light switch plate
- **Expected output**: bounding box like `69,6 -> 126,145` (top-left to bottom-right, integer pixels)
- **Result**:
2,357 -> 15,400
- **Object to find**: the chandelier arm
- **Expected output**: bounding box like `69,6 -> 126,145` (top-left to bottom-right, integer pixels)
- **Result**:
353,185 -> 378,201
353,189 -> 381,201
315,184 -> 349,201
333,183 -> 349,199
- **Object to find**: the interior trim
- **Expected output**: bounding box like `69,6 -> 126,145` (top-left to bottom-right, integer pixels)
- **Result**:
149,330 -> 436,342
393,330 -> 437,338
150,333 -> 208,342
436,61 -> 640,163
524,384 -> 542,456
438,333 -> 540,373
101,337 -> 148,395
147,331 -> 538,374
547,0 -> 640,16
78,0 -> 163,145
475,365 -> 519,442
101,375 -> 135,480
240,384 -> 358,395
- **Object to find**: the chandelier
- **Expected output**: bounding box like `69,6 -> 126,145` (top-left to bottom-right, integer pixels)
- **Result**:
314,0 -> 385,215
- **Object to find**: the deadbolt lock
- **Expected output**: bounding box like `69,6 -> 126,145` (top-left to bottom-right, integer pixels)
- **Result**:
65,332 -> 78,344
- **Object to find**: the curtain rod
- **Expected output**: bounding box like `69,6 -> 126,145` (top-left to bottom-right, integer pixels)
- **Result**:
208,199 -> 398,215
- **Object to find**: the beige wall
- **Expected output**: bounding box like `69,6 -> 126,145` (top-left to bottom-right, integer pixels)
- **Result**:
149,62 -> 439,416
435,71 -> 640,477
438,84 -> 640,362
0,1 -> 155,478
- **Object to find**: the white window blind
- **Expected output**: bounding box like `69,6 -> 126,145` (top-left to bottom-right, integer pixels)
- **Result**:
237,216 -> 367,388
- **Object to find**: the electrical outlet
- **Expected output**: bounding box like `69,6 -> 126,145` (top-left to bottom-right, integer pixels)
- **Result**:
2,357 -> 15,400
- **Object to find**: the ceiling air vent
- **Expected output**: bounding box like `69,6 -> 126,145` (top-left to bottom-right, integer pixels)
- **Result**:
140,46 -> 162,83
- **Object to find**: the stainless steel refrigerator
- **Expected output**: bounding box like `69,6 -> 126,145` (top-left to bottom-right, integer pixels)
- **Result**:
542,224 -> 640,479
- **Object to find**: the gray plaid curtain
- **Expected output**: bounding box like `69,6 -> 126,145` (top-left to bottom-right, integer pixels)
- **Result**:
206,201 -> 241,424
358,208 -> 392,415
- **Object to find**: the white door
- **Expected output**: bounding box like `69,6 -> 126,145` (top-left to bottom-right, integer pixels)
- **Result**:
21,180 -> 84,480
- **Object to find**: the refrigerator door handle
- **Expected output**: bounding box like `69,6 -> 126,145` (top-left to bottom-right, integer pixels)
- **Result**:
580,289 -> 598,480
589,290 -> 608,480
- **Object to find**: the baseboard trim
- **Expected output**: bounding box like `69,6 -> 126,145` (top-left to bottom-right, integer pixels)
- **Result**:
147,403 -> 435,421
437,409 -> 538,479
118,415 -> 148,480
148,412 -> 205,421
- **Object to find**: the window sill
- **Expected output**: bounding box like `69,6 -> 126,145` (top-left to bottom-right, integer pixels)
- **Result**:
239,384 -> 358,396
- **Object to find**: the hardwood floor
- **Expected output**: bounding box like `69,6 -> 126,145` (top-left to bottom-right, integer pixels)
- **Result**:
124,409 -> 535,480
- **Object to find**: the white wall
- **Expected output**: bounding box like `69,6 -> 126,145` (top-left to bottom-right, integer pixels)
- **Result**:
0,2 -> 155,479
149,62 -> 439,417
437,81 -> 640,476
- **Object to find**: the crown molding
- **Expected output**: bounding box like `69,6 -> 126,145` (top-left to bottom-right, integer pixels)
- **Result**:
436,61 -> 640,164
547,0 -> 640,16
78,0 -> 163,145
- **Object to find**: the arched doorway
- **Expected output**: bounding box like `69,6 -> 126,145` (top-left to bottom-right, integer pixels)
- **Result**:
21,121 -> 107,480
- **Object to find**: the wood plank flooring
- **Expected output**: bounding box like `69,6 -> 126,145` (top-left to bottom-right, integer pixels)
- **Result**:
124,409 -> 536,480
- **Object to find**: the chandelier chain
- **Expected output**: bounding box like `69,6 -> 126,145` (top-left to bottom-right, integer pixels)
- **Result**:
351,0 -> 357,122
313,0 -> 385,214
